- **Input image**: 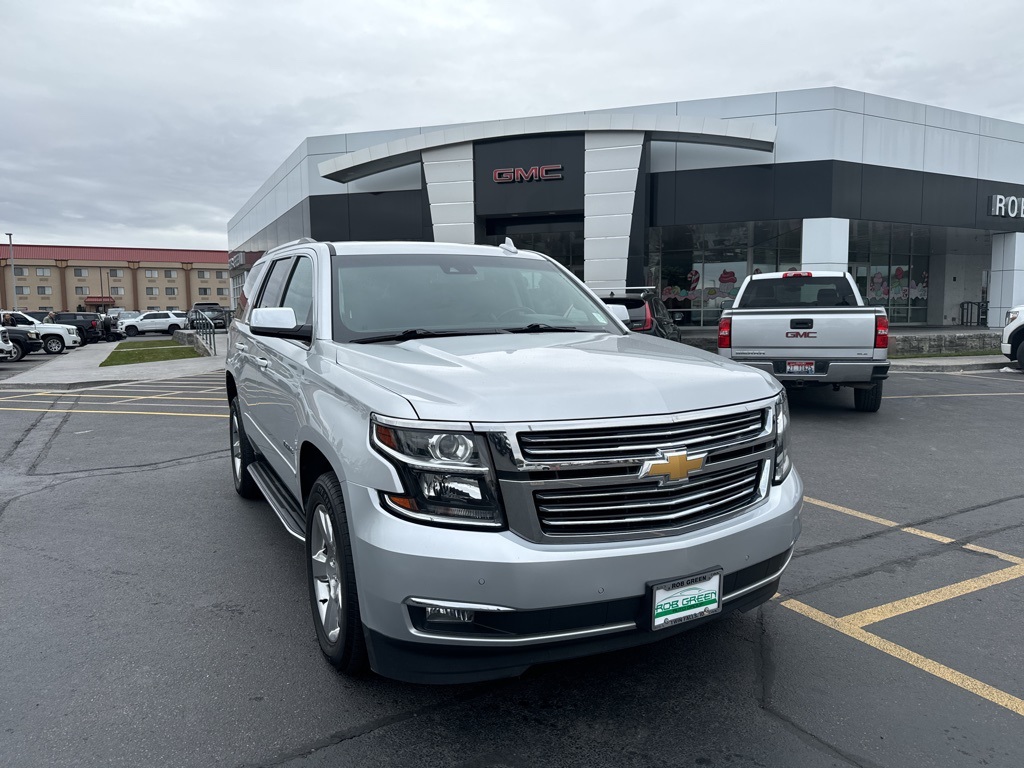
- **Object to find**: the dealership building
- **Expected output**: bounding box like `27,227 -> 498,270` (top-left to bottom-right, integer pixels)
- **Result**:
228,87 -> 1024,328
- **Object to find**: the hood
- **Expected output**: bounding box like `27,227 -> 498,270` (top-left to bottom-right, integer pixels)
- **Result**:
333,332 -> 779,423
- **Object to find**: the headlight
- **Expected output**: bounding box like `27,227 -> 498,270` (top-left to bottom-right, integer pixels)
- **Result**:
1007,310 -> 1020,324
371,418 -> 505,529
28,331 -> 39,339
773,391 -> 792,484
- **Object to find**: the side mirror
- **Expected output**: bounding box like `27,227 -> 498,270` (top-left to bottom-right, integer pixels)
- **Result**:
606,303 -> 631,326
250,307 -> 312,343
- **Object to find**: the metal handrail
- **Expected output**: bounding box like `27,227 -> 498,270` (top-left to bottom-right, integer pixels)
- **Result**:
189,312 -> 217,354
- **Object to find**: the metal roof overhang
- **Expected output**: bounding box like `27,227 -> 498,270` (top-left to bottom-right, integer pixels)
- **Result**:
318,114 -> 776,184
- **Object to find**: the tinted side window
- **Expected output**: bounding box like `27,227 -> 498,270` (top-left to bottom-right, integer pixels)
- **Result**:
255,258 -> 292,310
280,256 -> 314,326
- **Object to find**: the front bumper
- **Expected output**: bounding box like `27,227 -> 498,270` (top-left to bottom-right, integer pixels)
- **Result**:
346,469 -> 803,683
1001,341 -> 1012,358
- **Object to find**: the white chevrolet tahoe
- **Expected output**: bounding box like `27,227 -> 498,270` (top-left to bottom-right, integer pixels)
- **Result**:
1000,304 -> 1024,368
226,239 -> 803,684
1,310 -> 82,354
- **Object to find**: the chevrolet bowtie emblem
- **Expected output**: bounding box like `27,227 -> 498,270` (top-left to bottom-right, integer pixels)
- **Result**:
638,451 -> 706,484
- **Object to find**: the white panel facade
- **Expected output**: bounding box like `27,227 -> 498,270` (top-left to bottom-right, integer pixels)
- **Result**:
988,232 -> 1024,328
862,116 -> 926,171
776,87 -> 865,115
800,218 -> 851,272
775,110 -> 864,164
423,144 -> 475,245
923,127 -> 981,178
978,137 -> 1024,185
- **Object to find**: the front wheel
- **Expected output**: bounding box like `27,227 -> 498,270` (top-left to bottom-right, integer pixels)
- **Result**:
1016,343 -> 1024,370
306,473 -> 368,675
229,397 -> 261,499
854,381 -> 883,412
9,342 -> 25,363
43,336 -> 65,354
167,324 -> 180,334
125,326 -> 138,337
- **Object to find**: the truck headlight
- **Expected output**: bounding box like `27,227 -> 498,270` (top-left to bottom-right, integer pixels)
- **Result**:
371,418 -> 505,529
1007,310 -> 1020,324
773,392 -> 792,484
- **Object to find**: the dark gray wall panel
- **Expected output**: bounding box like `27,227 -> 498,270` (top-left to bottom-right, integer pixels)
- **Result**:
860,166 -> 924,223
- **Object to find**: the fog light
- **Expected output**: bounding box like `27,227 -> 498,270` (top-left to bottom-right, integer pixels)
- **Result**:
425,607 -> 475,623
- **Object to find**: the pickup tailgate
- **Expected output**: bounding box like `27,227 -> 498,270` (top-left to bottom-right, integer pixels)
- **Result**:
731,308 -> 879,359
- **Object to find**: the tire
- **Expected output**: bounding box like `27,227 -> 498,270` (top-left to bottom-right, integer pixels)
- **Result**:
167,324 -> 180,334
1016,343 -> 1024,370
306,472 -> 368,675
43,336 -> 65,354
125,326 -> 138,337
229,397 -> 261,500
9,342 -> 25,363
854,381 -> 883,412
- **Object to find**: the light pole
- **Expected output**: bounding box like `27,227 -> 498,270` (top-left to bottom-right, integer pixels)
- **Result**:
5,233 -> 13,310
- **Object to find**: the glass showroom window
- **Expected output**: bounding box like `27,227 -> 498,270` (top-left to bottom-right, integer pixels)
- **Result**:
37,286 -> 53,295
36,268 -> 51,276
74,268 -> 89,277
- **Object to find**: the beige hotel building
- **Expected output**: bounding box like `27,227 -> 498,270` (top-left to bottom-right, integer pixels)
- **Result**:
0,244 -> 230,313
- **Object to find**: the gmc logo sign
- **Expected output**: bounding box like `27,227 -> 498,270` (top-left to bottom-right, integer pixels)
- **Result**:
492,164 -> 563,183
786,331 -> 818,338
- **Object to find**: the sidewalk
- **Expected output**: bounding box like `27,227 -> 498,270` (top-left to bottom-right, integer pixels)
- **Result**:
0,336 -> 227,389
0,335 -> 1016,390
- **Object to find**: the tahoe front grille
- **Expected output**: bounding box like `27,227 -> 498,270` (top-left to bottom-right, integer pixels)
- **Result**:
518,410 -> 765,464
533,461 -> 765,536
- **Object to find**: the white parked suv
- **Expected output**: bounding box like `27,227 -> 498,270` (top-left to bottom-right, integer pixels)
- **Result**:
119,311 -> 188,336
1000,303 -> 1024,368
0,310 -> 82,354
226,239 -> 803,684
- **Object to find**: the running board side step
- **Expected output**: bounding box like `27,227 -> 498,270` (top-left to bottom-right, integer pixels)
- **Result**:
247,460 -> 306,542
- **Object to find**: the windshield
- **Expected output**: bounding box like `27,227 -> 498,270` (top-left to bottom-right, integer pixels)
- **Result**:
331,251 -> 619,342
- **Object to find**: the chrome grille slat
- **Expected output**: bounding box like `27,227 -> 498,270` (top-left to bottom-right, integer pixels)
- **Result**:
536,465 -> 755,504
538,474 -> 756,516
518,411 -> 766,463
541,487 -> 756,528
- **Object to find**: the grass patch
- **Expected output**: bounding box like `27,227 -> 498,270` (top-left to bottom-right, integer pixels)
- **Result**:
890,347 -> 1001,359
100,345 -> 201,366
118,339 -> 183,349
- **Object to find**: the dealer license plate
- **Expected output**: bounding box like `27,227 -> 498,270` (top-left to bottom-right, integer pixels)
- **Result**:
651,570 -> 723,630
786,360 -> 815,374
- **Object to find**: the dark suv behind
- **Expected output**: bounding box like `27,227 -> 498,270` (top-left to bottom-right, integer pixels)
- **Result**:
53,312 -> 104,344
601,289 -> 682,342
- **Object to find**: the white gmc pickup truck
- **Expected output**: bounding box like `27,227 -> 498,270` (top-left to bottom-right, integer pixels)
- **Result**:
717,271 -> 890,412
226,238 -> 803,683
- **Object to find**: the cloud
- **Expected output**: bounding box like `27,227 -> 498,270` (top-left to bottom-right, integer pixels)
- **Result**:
2,0 -> 1023,249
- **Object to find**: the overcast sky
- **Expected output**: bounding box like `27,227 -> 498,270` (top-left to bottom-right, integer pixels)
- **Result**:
2,0 -> 1022,251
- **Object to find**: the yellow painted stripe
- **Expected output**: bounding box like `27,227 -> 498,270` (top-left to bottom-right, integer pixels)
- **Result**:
0,406 -> 227,418
803,497 -> 899,528
900,526 -> 956,544
782,599 -> 1024,717
963,544 -> 1024,565
840,564 -> 1024,628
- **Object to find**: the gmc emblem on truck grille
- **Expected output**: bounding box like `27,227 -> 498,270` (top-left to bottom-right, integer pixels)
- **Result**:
493,165 -> 563,183
786,331 -> 817,338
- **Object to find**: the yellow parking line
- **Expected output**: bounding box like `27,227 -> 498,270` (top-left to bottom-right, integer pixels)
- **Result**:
900,527 -> 956,544
884,393 -> 1024,399
963,544 -> 1024,565
782,599 -> 1024,718
840,564 -> 1024,628
803,497 -> 899,528
0,406 -> 227,418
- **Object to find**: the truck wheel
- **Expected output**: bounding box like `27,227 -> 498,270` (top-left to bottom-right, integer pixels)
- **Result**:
854,381 -> 883,412
306,472 -> 368,675
43,336 -> 65,354
125,326 -> 138,337
1016,344 -> 1024,370
168,324 -> 180,334
229,397 -> 261,500
9,342 -> 25,363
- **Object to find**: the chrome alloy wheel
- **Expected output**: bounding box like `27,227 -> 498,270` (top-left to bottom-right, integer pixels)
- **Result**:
230,411 -> 242,480
310,505 -> 343,643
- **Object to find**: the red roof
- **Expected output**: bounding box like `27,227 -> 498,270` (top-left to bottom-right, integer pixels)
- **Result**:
1,244 -> 228,264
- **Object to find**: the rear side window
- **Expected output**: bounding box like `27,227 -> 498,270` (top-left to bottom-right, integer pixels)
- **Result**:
738,277 -> 857,308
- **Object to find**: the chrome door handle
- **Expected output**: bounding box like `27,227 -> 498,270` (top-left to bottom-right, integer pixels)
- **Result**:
255,357 -> 270,369
235,342 -> 247,351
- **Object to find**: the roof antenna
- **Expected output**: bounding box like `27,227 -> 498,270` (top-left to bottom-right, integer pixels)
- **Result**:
499,237 -> 518,254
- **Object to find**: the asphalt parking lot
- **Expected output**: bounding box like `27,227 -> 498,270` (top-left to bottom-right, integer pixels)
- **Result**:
1,366 -> 1022,767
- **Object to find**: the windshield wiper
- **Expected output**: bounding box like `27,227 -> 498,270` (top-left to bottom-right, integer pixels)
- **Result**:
353,328 -> 501,344
502,323 -> 579,334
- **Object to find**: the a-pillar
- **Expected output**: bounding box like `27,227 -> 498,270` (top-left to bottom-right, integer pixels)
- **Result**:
800,218 -> 850,272
989,232 -> 1024,329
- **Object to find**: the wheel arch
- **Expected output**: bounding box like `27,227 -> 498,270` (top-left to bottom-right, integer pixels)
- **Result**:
1009,326 -> 1024,358
299,441 -> 342,509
